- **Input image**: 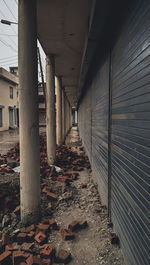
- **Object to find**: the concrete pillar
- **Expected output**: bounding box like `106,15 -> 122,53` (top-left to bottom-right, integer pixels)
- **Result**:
56,77 -> 62,145
62,89 -> 65,143
64,93 -> 67,138
70,105 -> 72,128
46,55 -> 56,165
18,0 -> 40,223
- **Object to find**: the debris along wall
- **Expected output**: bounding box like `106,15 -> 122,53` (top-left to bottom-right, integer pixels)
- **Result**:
78,0 -> 150,265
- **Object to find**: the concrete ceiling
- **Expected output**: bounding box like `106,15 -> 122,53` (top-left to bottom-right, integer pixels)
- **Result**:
37,0 -> 92,107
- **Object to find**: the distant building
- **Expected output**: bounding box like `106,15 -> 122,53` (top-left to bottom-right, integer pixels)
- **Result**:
0,67 -> 19,131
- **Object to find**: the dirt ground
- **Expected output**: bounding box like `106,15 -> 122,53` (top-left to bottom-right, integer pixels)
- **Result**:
0,127 -> 126,265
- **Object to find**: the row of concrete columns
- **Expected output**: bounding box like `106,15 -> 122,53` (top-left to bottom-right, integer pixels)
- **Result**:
18,0 -> 72,223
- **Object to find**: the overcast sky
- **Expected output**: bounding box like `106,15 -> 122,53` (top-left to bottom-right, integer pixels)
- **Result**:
0,0 -> 46,81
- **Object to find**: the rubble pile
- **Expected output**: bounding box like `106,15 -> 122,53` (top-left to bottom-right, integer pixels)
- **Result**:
0,134 -> 91,264
0,217 -> 87,264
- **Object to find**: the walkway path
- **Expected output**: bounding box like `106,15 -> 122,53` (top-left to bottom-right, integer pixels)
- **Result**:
51,126 -> 126,265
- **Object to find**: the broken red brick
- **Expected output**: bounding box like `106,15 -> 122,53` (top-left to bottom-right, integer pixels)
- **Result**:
5,243 -> 18,252
13,205 -> 20,215
61,229 -> 75,241
42,186 -> 52,194
40,244 -> 55,259
27,231 -> 35,242
37,224 -> 50,233
0,251 -> 12,265
110,233 -> 119,244
40,182 -> 47,188
16,233 -> 27,244
68,220 -> 80,232
2,233 -> 11,246
13,251 -> 29,264
34,232 -> 47,244
26,255 -> 42,265
55,249 -> 71,264
25,224 -> 35,233
46,191 -> 58,200
49,219 -> 57,230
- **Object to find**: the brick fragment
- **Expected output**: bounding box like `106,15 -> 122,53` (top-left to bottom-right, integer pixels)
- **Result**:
55,249 -> 71,264
61,229 -> 75,241
5,243 -> 18,251
16,233 -> 27,244
46,191 -> 58,200
0,251 -> 12,265
42,186 -> 52,194
2,233 -> 11,246
37,224 -> 50,233
13,251 -> 29,264
25,224 -> 35,233
49,219 -> 58,230
26,255 -> 42,265
27,231 -> 35,242
34,232 -> 47,244
13,205 -> 20,215
68,220 -> 80,232
40,244 -> 55,259
40,182 -> 47,188
110,233 -> 119,244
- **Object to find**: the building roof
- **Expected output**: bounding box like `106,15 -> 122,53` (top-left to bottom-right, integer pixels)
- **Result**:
0,67 -> 19,85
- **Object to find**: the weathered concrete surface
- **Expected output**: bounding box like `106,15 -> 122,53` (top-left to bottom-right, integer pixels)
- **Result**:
46,55 -> 56,165
18,0 -> 40,223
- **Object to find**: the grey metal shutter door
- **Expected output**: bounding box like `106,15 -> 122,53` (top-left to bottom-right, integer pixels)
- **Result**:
92,59 -> 109,205
111,1 -> 150,264
0,109 -> 2,127
83,87 -> 92,162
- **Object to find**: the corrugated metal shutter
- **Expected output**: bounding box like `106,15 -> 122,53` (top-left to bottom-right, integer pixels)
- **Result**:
0,109 -> 2,127
84,87 -> 92,162
92,60 -> 109,205
78,87 -> 92,162
111,1 -> 150,264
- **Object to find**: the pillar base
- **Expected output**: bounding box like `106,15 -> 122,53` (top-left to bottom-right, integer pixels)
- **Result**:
21,207 -> 40,225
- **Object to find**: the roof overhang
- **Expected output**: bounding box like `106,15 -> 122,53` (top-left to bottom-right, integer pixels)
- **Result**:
37,0 -> 92,107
